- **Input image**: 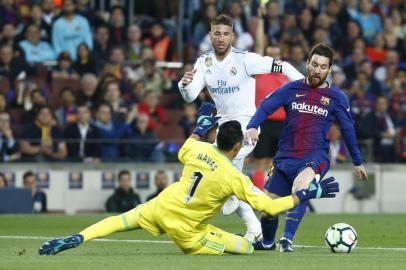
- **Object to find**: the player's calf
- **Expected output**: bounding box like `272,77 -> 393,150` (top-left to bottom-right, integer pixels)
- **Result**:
38,234 -> 84,255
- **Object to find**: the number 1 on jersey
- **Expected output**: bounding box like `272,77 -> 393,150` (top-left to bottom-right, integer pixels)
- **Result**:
185,172 -> 203,204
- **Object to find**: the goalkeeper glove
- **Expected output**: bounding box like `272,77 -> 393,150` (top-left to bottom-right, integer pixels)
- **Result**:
193,102 -> 220,137
295,176 -> 339,203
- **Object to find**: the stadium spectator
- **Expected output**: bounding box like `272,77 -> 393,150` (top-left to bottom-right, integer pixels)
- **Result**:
143,20 -> 174,61
354,0 -> 382,45
77,73 -> 100,109
20,88 -> 47,126
337,0 -> 358,33
357,95 -> 396,162
0,23 -> 17,47
341,20 -> 363,57
102,80 -> 127,123
382,17 -> 399,51
374,50 -> 399,84
278,13 -> 305,47
349,77 -> 375,121
0,0 -> 22,29
127,58 -> 172,93
41,0 -> 57,30
193,3 -> 217,48
54,87 -> 77,128
76,0 -> 103,28
73,43 -> 97,77
125,80 -> 146,106
19,24 -> 55,64
365,33 -> 387,65
178,102 -> 197,138
93,24 -> 112,68
387,8 -> 406,41
51,52 -> 80,80
0,111 -> 20,162
0,94 -> 7,113
52,0 -> 93,61
264,0 -> 282,43
290,44 -> 307,75
121,112 -> 165,162
0,173 -> 6,187
146,170 -> 169,201
138,90 -> 167,130
396,122 -> 406,162
124,24 -> 144,61
388,68 -> 406,122
94,103 -> 137,161
64,103 -> 100,162
343,47 -> 368,82
109,5 -> 126,46
104,46 -> 125,80
357,60 -> 384,96
329,123 -> 348,166
26,4 -> 52,42
23,171 -> 47,213
105,170 -> 141,213
19,106 -> 67,162
0,44 -> 28,82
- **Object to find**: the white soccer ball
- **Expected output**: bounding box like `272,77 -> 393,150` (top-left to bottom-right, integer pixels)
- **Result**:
324,223 -> 358,253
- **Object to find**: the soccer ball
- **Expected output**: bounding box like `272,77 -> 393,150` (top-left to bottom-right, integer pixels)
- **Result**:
324,223 -> 358,253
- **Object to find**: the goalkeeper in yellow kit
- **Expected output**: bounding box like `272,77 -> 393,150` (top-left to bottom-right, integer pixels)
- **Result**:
39,103 -> 339,255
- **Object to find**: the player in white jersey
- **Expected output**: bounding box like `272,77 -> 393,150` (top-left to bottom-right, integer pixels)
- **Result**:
178,14 -> 304,242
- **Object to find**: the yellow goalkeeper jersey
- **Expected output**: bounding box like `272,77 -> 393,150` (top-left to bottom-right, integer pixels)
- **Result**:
148,138 -> 295,235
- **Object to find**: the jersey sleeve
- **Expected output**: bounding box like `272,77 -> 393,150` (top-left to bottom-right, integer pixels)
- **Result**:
244,52 -> 304,81
335,91 -> 363,166
178,138 -> 198,164
246,84 -> 289,129
244,52 -> 274,76
177,57 -> 206,103
230,174 -> 295,216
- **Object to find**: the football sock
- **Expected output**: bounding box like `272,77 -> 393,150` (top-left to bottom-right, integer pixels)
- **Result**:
80,212 -> 135,242
283,201 -> 307,242
236,201 -> 261,233
260,215 -> 278,245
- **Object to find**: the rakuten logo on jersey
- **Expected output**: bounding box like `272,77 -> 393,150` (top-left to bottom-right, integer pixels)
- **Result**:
291,102 -> 328,117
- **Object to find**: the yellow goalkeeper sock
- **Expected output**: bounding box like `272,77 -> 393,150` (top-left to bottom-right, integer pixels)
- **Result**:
79,214 -> 132,242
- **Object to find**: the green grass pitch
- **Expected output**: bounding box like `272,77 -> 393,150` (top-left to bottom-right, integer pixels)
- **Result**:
0,213 -> 405,270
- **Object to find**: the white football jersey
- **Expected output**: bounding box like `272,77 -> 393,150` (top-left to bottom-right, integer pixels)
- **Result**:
178,47 -> 302,128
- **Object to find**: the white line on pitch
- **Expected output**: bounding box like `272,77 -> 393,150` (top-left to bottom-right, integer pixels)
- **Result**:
1,235 -> 406,252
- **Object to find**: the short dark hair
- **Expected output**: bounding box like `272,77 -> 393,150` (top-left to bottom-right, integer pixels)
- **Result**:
59,86 -> 75,97
23,171 -> 35,183
217,121 -> 243,151
118,170 -> 131,180
35,105 -> 52,118
308,43 -> 334,66
211,14 -> 233,29
97,102 -> 113,112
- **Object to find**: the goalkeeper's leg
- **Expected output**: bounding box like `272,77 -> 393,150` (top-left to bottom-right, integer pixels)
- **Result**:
190,225 -> 253,255
39,208 -> 144,255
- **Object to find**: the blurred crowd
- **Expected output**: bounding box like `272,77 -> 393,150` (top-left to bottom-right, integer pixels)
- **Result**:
0,0 -> 405,164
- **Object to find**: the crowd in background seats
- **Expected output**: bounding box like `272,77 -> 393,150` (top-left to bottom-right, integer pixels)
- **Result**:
0,0 -> 405,165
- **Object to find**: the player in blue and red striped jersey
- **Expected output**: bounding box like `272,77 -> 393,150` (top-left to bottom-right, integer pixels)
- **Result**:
245,44 -> 368,252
